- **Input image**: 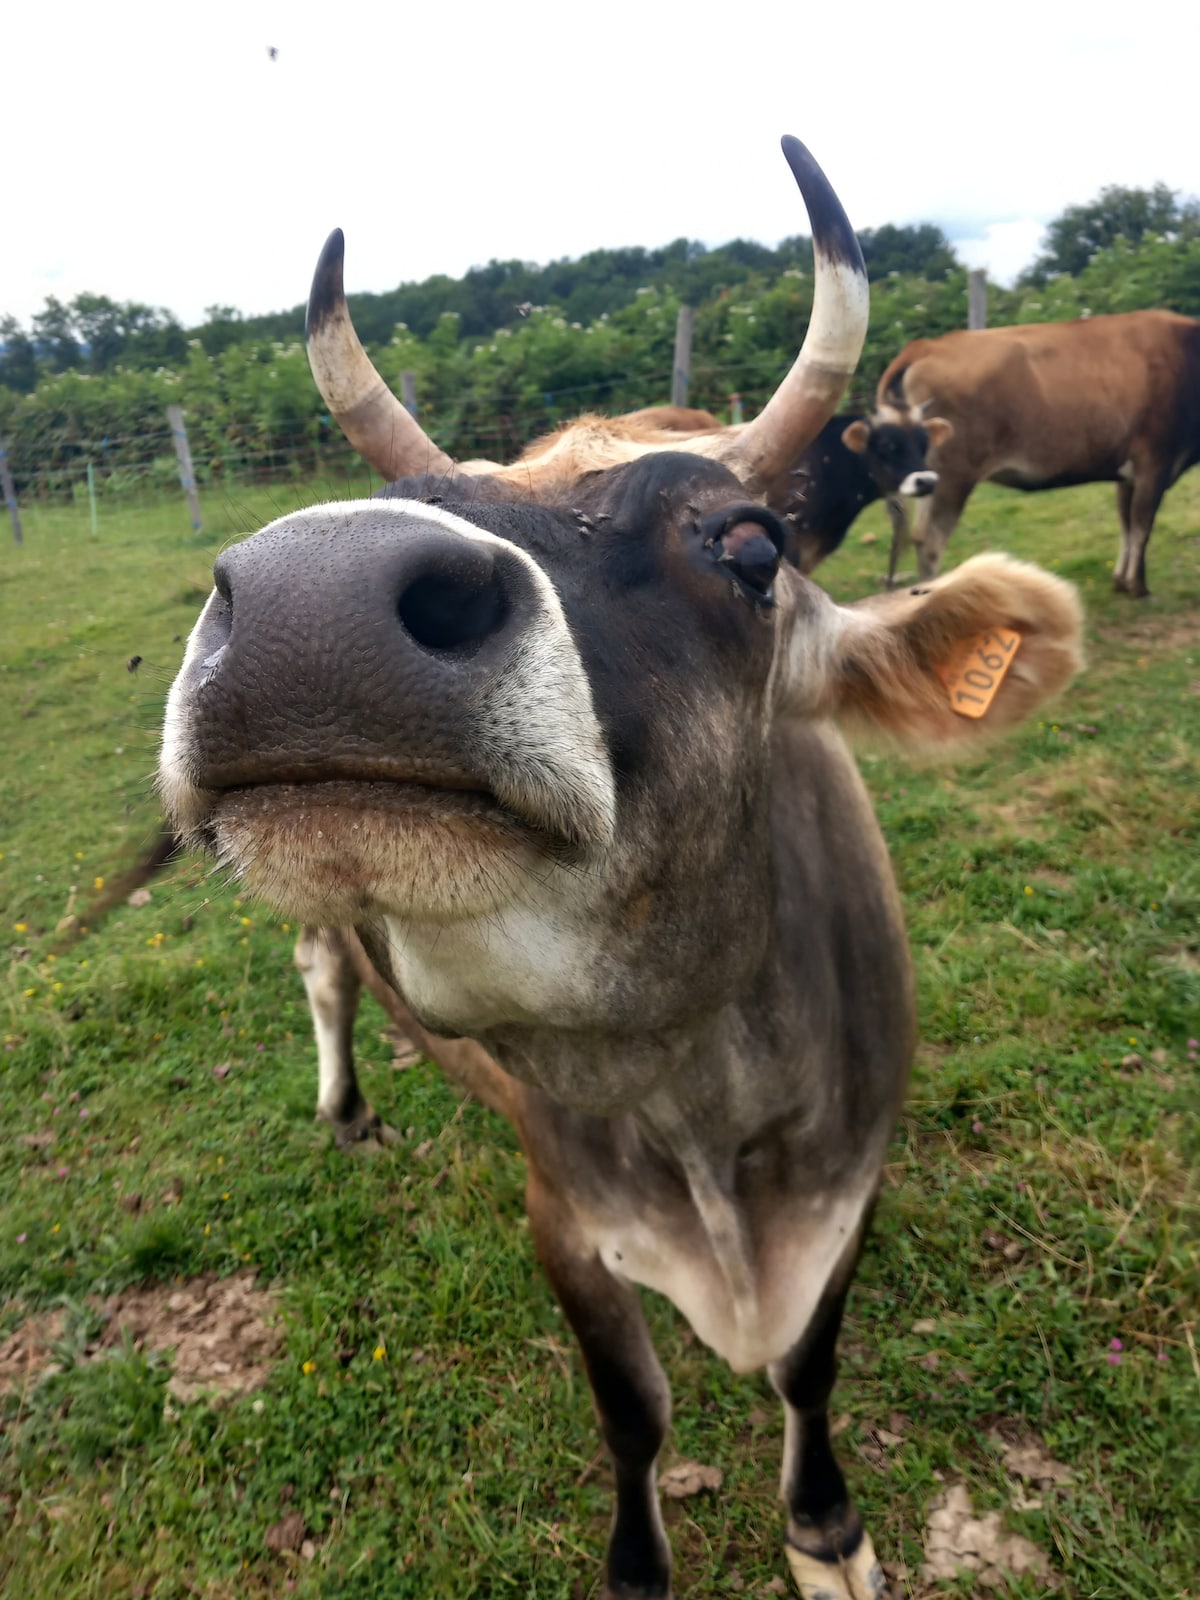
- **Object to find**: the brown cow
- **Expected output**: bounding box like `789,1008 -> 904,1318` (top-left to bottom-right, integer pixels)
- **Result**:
877,310 -> 1200,595
159,138 -> 1083,1598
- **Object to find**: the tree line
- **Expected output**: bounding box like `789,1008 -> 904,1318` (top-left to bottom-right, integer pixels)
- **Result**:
0,220 -> 964,391
3,185 -> 1199,492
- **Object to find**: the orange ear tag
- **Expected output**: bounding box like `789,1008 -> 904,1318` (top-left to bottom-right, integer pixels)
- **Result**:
936,628 -> 1021,718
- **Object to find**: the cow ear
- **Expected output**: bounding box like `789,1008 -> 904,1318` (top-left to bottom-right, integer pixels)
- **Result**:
924,417 -> 954,449
840,420 -> 871,454
786,554 -> 1083,749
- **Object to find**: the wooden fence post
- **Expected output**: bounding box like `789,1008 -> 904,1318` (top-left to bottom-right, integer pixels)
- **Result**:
968,269 -> 987,330
167,405 -> 203,532
0,441 -> 21,544
728,393 -> 744,425
401,371 -> 417,418
671,306 -> 695,406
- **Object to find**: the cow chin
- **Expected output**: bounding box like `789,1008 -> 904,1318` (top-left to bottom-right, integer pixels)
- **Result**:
207,780 -> 552,926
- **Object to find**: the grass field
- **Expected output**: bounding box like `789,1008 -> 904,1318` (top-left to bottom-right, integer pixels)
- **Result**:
1,472 -> 1197,1599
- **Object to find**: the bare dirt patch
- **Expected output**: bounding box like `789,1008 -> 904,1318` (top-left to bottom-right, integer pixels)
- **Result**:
982,799 -> 1049,836
922,1482 -> 1055,1589
1164,943 -> 1199,973
1099,615 -> 1200,654
659,1460 -> 724,1499
1031,869 -> 1074,892
95,1271 -> 282,1401
993,1430 -> 1073,1509
0,1271 -> 281,1403
0,1307 -> 68,1396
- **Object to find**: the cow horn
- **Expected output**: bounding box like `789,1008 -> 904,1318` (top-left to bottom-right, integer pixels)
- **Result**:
306,229 -> 456,483
722,137 -> 868,490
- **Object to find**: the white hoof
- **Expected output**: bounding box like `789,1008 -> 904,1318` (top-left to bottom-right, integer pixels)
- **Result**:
786,1532 -> 887,1599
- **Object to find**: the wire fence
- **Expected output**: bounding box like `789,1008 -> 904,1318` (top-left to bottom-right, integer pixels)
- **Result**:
0,352 -> 802,542
3,421 -> 360,505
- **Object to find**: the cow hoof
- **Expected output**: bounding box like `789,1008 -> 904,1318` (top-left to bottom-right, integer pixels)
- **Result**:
786,1532 -> 888,1599
321,1106 -> 400,1152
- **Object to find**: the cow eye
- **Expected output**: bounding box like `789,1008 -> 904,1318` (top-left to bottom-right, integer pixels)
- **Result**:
698,506 -> 786,602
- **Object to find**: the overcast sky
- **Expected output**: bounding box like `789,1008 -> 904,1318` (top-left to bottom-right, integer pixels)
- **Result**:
5,0 -> 1197,329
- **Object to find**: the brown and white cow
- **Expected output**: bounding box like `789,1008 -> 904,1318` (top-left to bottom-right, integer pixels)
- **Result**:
159,138 -> 1083,1599
877,310 -> 1200,595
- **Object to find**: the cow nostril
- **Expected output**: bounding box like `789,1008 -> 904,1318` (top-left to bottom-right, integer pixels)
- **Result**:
397,569 -> 509,653
212,557 -> 233,609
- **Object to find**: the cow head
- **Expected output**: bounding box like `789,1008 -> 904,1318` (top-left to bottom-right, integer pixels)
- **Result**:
841,407 -> 952,499
159,141 -> 1082,1113
161,472 -> 1080,1091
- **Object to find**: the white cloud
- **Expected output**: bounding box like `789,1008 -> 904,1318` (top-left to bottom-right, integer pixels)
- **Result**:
952,220 -> 1048,287
4,0 -> 1197,326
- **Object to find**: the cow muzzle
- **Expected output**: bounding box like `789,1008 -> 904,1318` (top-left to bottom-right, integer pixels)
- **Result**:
159,501 -> 616,917
898,471 -> 938,498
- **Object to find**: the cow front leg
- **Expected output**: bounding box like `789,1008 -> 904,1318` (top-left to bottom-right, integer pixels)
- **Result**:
525,1173 -> 673,1599
769,1282 -> 886,1600
294,926 -> 397,1148
909,481 -> 969,582
1113,472 -> 1165,597
1113,481 -> 1135,592
883,496 -> 910,588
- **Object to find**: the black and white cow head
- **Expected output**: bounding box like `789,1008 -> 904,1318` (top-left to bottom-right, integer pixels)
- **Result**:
841,408 -> 952,499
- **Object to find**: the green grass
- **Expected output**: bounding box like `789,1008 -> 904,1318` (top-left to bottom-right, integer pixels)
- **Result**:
2,474 -> 1198,1599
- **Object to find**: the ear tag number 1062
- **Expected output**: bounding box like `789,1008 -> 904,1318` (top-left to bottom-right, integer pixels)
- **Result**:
936,628 -> 1022,718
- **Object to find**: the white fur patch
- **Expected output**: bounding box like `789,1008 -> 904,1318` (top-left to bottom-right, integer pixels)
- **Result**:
898,471 -> 938,497
159,586 -> 229,839
294,931 -> 356,1117
159,498 -> 617,856
579,1176 -> 875,1373
373,499 -> 616,848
